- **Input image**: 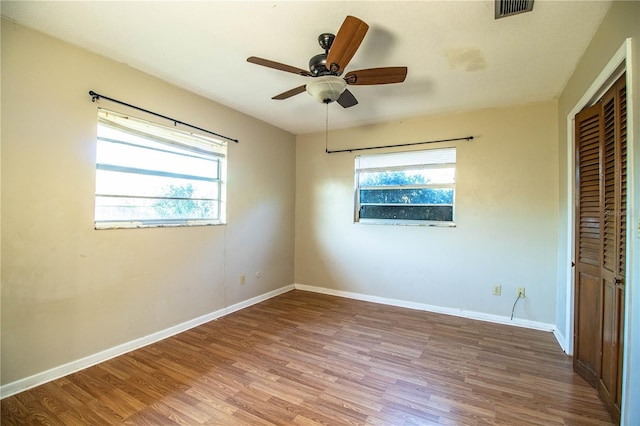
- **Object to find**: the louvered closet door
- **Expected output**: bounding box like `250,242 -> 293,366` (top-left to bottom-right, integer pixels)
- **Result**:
574,102 -> 604,387
598,77 -> 626,420
616,80 -> 626,415
574,73 -> 626,424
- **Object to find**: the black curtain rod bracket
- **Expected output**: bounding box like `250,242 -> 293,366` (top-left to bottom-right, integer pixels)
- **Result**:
88,90 -> 238,143
326,135 -> 473,154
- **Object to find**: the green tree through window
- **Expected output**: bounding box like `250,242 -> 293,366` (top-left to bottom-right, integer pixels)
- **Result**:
152,183 -> 214,219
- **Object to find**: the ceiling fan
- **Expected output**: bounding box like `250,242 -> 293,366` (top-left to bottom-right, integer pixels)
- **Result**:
247,15 -> 407,108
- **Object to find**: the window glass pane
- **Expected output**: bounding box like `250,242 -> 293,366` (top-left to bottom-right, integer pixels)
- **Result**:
359,205 -> 453,221
360,188 -> 453,204
97,138 -> 219,180
98,124 -> 210,157
95,196 -> 218,222
96,170 -> 218,199
358,167 -> 455,186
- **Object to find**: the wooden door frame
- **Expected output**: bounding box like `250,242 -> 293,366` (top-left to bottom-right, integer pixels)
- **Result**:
564,38 -> 635,422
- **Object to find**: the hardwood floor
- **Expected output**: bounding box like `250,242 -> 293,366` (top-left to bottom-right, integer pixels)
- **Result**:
2,290 -> 614,425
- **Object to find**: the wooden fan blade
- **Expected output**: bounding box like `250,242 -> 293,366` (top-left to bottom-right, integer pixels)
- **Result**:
272,85 -> 307,100
337,89 -> 358,108
326,16 -> 369,74
345,67 -> 408,85
247,56 -> 312,77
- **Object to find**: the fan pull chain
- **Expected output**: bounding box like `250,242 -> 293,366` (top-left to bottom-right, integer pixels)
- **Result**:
325,102 -> 329,153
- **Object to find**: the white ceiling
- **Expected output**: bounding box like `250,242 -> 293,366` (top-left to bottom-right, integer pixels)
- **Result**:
1,1 -> 611,135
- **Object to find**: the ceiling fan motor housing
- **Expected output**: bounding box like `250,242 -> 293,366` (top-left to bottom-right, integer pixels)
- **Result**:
309,53 -> 330,76
309,33 -> 337,76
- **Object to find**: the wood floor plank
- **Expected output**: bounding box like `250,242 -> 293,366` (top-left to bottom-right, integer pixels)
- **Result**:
57,404 -> 117,426
0,397 -> 31,424
1,290 -> 614,425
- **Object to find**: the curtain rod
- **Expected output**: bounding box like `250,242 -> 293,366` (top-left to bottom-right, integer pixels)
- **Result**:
326,135 -> 473,154
89,90 -> 239,143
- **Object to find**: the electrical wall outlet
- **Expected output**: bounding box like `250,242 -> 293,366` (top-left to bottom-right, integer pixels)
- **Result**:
255,271 -> 262,279
240,274 -> 246,285
517,287 -> 525,298
492,285 -> 501,296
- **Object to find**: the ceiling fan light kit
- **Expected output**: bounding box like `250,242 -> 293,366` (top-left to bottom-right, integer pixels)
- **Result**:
247,15 -> 408,109
306,76 -> 347,104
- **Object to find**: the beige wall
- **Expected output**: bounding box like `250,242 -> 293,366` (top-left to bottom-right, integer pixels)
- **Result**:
295,101 -> 559,324
1,20 -> 296,385
555,1 -> 640,421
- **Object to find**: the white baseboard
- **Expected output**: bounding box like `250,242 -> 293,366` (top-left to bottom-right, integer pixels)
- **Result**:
553,328 -> 570,355
294,284 -> 558,333
0,284 -> 294,399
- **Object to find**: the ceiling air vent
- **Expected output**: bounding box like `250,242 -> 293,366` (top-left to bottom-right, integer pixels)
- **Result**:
495,0 -> 534,19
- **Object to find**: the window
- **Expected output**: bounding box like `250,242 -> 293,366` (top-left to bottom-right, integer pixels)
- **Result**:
94,108 -> 226,229
354,147 -> 456,225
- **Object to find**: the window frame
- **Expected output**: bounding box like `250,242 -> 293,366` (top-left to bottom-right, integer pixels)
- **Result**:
94,108 -> 227,230
354,147 -> 456,227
